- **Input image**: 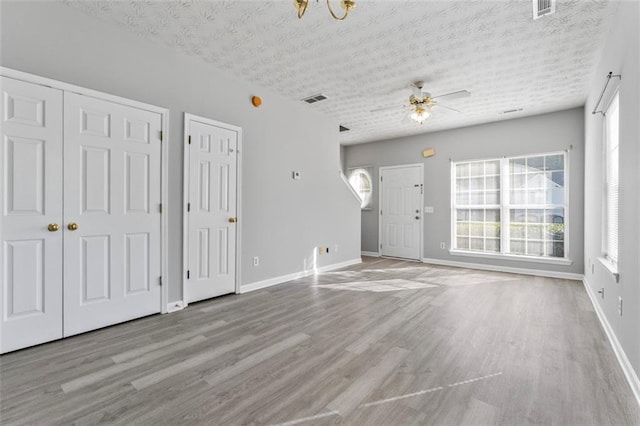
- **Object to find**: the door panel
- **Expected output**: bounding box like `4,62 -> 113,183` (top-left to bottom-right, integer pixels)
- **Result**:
63,92 -> 161,336
0,77 -> 63,353
186,118 -> 237,303
380,165 -> 422,260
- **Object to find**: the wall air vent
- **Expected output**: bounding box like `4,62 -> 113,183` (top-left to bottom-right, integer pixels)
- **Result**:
302,94 -> 328,104
339,125 -> 350,132
533,0 -> 556,19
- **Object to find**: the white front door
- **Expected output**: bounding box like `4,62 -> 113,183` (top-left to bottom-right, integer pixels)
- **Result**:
63,92 -> 162,336
0,77 -> 64,352
380,165 -> 423,260
185,115 -> 239,303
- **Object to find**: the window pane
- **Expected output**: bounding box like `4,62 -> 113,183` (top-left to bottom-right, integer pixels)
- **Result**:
486,209 -> 500,222
470,223 -> 484,237
510,158 -> 526,173
470,238 -> 484,251
456,163 -> 469,178
527,156 -> 544,171
485,191 -> 500,205
457,192 -> 469,205
486,175 -> 500,190
457,178 -> 469,191
470,209 -> 484,221
457,237 -> 469,249
485,160 -> 500,175
510,240 -> 525,254
469,192 -> 484,205
545,155 -> 564,171
485,238 -> 500,252
527,241 -> 544,256
511,173 -> 526,189
470,162 -> 484,176
457,209 -> 469,221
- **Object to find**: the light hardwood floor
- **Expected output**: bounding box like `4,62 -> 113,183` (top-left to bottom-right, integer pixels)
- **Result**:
1,257 -> 639,425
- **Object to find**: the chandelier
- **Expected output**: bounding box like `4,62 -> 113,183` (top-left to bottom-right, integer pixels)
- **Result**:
294,0 -> 357,21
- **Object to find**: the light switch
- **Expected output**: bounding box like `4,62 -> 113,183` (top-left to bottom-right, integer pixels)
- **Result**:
424,206 -> 434,213
292,171 -> 301,180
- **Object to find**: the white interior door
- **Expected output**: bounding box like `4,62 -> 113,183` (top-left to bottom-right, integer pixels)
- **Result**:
380,165 -> 423,260
185,115 -> 238,303
0,77 -> 63,352
63,92 -> 162,336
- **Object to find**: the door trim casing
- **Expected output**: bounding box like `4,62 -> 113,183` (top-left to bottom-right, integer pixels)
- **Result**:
182,113 -> 243,306
378,163 -> 424,261
0,66 -> 171,314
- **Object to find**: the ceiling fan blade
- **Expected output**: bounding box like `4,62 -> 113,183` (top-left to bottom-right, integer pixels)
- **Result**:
436,103 -> 461,113
370,104 -> 403,113
433,90 -> 471,101
401,112 -> 413,124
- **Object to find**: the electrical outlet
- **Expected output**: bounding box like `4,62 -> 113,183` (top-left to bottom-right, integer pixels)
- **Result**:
439,242 -> 446,249
618,297 -> 623,316
253,256 -> 259,267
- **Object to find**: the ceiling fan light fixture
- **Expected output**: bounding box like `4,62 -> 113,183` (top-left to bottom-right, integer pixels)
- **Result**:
410,107 -> 431,124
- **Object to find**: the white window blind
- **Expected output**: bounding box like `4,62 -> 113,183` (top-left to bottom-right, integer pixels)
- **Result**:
604,92 -> 619,264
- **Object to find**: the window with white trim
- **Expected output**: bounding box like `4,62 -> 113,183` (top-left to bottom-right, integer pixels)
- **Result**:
453,152 -> 567,259
603,92 -> 619,265
348,167 -> 373,209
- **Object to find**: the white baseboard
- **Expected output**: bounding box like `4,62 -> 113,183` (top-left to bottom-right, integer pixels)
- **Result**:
240,258 -> 362,294
361,251 -> 381,257
583,276 -> 640,407
166,301 -> 185,313
421,257 -> 583,281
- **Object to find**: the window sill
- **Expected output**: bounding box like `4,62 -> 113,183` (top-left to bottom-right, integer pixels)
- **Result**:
449,249 -> 573,266
598,257 -> 620,282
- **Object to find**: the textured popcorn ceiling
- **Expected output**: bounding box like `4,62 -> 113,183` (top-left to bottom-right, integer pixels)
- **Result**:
62,0 -> 617,145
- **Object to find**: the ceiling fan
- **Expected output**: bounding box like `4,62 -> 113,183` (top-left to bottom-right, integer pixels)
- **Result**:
372,82 -> 471,125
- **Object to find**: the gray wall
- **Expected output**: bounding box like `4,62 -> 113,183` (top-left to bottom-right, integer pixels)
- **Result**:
345,107 -> 585,275
0,1 -> 361,303
583,1 -> 640,379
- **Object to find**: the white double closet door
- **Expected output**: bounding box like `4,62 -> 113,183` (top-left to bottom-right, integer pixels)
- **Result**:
1,77 -> 162,353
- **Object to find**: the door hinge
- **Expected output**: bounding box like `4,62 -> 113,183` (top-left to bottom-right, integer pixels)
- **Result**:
188,135 -> 192,145
159,203 -> 163,213
159,276 -> 163,286
380,243 -> 383,249
187,270 -> 190,279
160,130 -> 164,142
380,176 -> 383,182
187,202 -> 191,212
380,210 -> 382,215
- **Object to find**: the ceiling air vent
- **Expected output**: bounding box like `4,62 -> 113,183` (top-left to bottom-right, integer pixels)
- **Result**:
533,0 -> 556,19
302,94 -> 328,104
500,108 -> 524,115
339,125 -> 350,132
